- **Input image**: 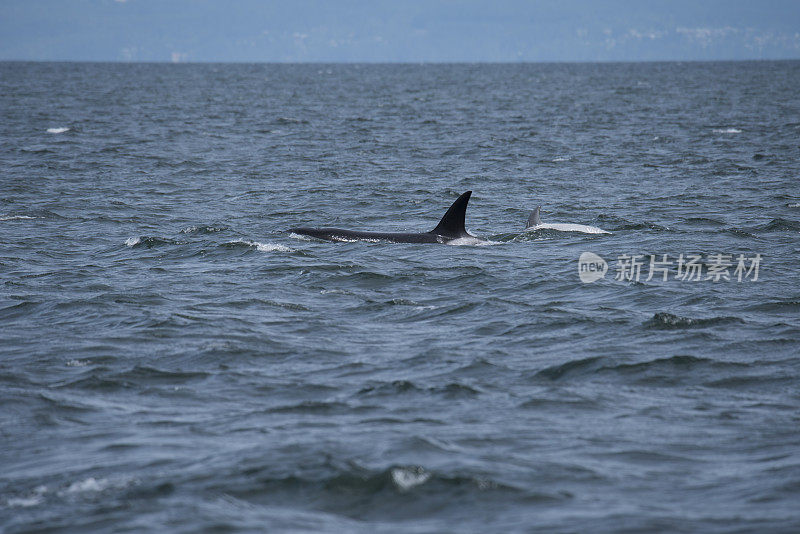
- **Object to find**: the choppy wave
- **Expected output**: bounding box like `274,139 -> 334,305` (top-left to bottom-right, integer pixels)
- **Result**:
712,127 -> 742,134
535,356 -> 604,380
274,117 -> 309,125
1,209 -> 63,220
644,312 -> 744,329
0,215 -> 40,221
532,354 -> 765,389
62,477 -> 110,495
218,462 -> 554,510
125,236 -> 180,248
684,216 -> 725,226
720,227 -> 757,238
391,466 -> 431,491
613,221 -> 670,231
603,355 -> 749,383
180,224 -> 229,234
3,486 -> 48,508
46,127 -> 70,134
356,380 -> 480,398
2,477 -> 135,510
757,218 -> 800,232
226,239 -> 294,252
746,299 -> 800,312
56,365 -> 209,391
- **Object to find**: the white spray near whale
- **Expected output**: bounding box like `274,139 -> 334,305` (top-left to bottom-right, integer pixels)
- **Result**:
525,206 -> 610,234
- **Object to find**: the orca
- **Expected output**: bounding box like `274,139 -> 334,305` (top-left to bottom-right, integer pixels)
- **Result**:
290,191 -> 482,244
525,206 -> 610,234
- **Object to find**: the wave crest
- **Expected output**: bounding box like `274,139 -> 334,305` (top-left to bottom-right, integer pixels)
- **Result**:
644,312 -> 744,329
226,239 -> 294,252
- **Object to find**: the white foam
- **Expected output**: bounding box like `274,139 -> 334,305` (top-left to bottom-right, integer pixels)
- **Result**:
289,232 -> 312,241
0,215 -> 39,221
66,359 -> 89,367
231,239 -> 293,252
6,496 -> 43,507
447,236 -> 495,246
712,128 -> 742,134
255,242 -> 293,252
788,203 -> 800,208
64,477 -> 108,494
552,156 -> 570,162
335,237 -> 381,243
125,237 -> 141,247
391,467 -> 430,491
528,223 -> 610,234
47,127 -> 70,134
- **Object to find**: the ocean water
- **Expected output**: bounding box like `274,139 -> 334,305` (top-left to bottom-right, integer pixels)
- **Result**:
1,61 -> 800,533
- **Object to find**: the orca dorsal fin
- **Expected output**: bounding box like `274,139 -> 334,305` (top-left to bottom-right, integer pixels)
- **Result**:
526,206 -> 542,228
431,191 -> 471,237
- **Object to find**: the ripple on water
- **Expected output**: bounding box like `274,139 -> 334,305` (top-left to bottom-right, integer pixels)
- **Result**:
643,312 -> 745,329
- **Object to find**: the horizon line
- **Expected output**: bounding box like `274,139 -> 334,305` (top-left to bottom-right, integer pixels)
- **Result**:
2,58 -> 799,66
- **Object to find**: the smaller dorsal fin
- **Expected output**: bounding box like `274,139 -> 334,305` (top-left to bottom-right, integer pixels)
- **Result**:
526,206 -> 542,228
431,191 -> 471,237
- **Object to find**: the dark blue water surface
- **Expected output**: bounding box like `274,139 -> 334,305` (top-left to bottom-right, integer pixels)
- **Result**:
2,61 -> 800,533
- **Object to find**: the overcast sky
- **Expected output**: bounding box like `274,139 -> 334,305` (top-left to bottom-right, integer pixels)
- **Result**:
1,0 -> 799,62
